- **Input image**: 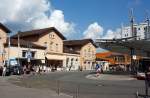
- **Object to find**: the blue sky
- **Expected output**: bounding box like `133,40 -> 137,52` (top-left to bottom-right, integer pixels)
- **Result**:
51,0 -> 150,38
0,0 -> 150,40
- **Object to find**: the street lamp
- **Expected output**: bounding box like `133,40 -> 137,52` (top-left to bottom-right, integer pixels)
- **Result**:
7,35 -> 11,67
44,42 -> 48,66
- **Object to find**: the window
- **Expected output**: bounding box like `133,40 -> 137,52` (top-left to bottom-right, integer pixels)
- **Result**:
44,42 -> 47,48
92,51 -> 95,58
31,52 -> 35,58
22,51 -> 26,57
49,42 -> 53,51
71,58 -> 73,66
49,34 -> 55,39
88,47 -> 91,52
138,28 -> 140,30
22,50 -> 35,58
84,49 -> 87,57
56,44 -> 58,52
49,34 -> 52,38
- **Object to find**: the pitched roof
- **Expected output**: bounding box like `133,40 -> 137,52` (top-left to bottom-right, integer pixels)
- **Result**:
63,39 -> 96,48
12,27 -> 66,40
4,38 -> 46,49
0,23 -> 11,33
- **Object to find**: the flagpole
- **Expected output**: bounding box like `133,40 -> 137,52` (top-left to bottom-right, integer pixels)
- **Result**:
7,35 -> 10,67
18,31 -> 20,65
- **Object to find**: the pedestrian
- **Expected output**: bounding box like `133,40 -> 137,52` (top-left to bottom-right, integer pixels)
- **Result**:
2,65 -> 6,76
38,65 -> 41,74
95,63 -> 100,76
23,65 -> 27,75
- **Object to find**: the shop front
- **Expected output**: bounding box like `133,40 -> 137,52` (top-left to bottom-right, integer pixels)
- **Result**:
46,53 -> 65,71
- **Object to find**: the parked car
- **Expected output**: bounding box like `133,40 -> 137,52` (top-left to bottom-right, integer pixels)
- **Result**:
6,65 -> 23,76
136,72 -> 145,80
5,59 -> 23,76
0,66 -> 3,76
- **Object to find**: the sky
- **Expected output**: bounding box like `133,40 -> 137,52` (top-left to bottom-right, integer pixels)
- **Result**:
0,0 -> 150,40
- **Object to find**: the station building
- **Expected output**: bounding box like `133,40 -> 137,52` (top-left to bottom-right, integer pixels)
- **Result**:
96,51 -> 131,71
0,23 -> 11,67
12,27 -> 68,70
64,39 -> 96,70
0,23 -> 96,71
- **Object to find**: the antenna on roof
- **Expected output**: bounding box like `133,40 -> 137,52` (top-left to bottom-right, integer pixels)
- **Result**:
129,8 -> 136,40
121,23 -> 124,39
145,10 -> 150,40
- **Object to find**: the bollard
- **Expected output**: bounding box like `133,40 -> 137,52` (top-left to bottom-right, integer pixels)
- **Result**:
75,84 -> 79,98
57,80 -> 60,95
135,91 -> 138,98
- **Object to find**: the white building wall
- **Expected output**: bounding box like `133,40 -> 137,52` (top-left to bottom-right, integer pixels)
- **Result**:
4,46 -> 45,60
122,23 -> 148,40
97,61 -> 109,71
64,53 -> 80,71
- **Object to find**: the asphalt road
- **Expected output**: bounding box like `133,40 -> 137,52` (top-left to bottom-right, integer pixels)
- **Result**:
8,71 -> 148,98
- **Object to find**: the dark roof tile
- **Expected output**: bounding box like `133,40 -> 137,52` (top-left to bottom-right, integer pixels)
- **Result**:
4,38 -> 46,49
12,27 -> 66,40
63,39 -> 96,47
0,23 -> 11,33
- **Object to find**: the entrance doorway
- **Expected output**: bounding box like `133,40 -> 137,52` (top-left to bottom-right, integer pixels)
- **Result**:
46,60 -> 63,71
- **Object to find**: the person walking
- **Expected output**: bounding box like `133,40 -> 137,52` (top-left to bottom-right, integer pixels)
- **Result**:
2,66 -> 6,76
95,63 -> 100,76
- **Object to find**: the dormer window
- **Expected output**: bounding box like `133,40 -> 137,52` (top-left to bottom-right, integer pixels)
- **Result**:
49,34 -> 55,39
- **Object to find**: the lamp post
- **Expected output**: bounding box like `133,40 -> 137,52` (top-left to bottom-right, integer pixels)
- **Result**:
0,37 -> 2,66
27,41 -> 32,71
17,31 -> 20,66
7,35 -> 10,67
44,42 -> 48,67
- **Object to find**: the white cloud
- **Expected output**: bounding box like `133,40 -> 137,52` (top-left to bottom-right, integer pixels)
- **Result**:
102,30 -> 115,39
0,0 -> 50,24
83,22 -> 103,39
102,28 -> 121,39
33,10 -> 75,37
0,0 -> 75,38
115,28 -> 122,39
83,22 -> 121,39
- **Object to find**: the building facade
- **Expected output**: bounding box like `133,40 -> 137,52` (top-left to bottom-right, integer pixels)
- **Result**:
0,23 -> 96,71
12,27 -> 67,70
0,23 -> 10,67
96,52 -> 131,71
64,39 -> 96,70
122,23 -> 150,40
4,38 -> 46,66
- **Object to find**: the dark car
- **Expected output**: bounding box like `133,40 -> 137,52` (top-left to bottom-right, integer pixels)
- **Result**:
6,65 -> 23,76
136,71 -> 145,80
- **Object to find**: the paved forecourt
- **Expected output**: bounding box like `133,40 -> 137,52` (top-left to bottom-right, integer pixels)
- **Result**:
0,76 -> 71,98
